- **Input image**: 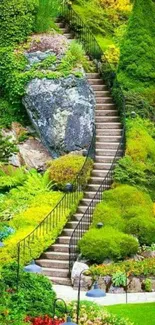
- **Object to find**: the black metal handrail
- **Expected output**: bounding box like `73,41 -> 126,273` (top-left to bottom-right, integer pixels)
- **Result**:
16,125 -> 96,283
59,2 -> 126,273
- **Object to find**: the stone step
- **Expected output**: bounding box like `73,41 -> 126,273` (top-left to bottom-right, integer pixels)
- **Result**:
66,221 -> 79,229
96,97 -> 114,104
60,27 -> 69,33
94,162 -> 113,170
84,191 -> 97,199
88,79 -> 103,85
72,213 -> 83,221
42,267 -> 69,277
96,122 -> 121,129
87,183 -> 101,191
86,73 -> 100,78
48,276 -> 71,286
50,244 -> 69,253
77,205 -> 88,213
56,22 -> 64,28
96,135 -> 122,142
36,259 -> 69,269
92,169 -> 108,177
95,116 -> 119,123
63,33 -> 73,39
95,109 -> 117,116
62,228 -> 74,236
57,236 -> 70,244
96,129 -> 123,136
95,91 -> 112,97
95,155 -> 119,163
91,176 -> 110,184
42,252 -> 69,260
95,149 -> 118,156
96,142 -> 119,149
81,198 -> 100,206
91,85 -> 107,91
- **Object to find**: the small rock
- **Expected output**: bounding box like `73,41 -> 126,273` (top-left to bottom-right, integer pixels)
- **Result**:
71,261 -> 90,290
142,251 -> 155,258
18,138 -> 51,170
109,285 -> 125,294
128,277 -> 142,293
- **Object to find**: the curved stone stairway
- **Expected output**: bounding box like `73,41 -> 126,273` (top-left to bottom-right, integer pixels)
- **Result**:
36,22 -> 123,285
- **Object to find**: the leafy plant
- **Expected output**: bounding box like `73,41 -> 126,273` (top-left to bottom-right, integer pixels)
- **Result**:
90,258 -> 155,278
0,262 -> 56,317
112,271 -> 127,287
79,226 -> 139,263
48,154 -> 93,189
143,278 -> 152,292
0,131 -> 18,163
35,0 -> 60,33
0,0 -> 38,47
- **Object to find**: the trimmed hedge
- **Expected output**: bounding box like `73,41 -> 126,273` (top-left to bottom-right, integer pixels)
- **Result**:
0,0 -> 38,47
79,226 -> 139,263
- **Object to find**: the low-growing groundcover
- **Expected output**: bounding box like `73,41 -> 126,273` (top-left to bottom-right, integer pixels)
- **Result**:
106,303 -> 155,325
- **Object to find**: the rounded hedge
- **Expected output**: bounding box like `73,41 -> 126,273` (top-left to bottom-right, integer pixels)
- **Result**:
48,154 -> 93,189
92,202 -> 125,231
102,185 -> 153,219
79,226 -> 139,263
126,216 -> 155,245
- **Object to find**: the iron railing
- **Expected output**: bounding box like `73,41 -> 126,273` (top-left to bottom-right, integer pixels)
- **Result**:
16,126 -> 95,285
60,3 -> 126,273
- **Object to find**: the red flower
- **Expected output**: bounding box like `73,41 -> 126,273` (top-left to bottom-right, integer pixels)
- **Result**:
25,316 -> 65,325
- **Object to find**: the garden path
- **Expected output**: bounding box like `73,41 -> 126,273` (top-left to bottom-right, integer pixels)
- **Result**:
53,285 -> 155,305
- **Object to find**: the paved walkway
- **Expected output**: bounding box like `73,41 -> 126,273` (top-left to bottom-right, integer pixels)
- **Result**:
53,285 -> 155,305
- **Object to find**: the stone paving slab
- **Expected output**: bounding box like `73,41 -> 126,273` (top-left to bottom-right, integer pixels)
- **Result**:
53,285 -> 155,305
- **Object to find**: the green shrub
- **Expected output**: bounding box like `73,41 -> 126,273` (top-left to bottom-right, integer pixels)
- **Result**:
79,226 -> 139,263
114,118 -> 155,199
0,0 -> 38,47
118,0 -> 155,89
143,278 -> 152,292
0,191 -> 82,266
125,216 -> 155,245
92,202 -> 125,231
48,154 -> 93,189
0,165 -> 27,193
0,262 -> 56,317
35,0 -> 60,33
112,271 -> 127,287
0,131 -> 18,163
0,98 -> 27,128
102,185 -> 153,219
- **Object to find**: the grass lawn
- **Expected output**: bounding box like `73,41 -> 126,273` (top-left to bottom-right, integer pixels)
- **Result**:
106,303 -> 155,325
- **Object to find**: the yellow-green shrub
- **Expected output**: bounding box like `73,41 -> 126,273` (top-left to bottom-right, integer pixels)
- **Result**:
0,192 -> 83,266
48,154 -> 93,189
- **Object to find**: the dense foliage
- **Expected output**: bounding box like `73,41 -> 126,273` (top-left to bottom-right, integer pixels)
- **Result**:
48,154 -> 93,189
118,0 -> 155,92
90,257 -> 155,277
114,117 -> 155,200
0,0 -> 38,47
79,226 -> 139,263
0,263 -> 56,322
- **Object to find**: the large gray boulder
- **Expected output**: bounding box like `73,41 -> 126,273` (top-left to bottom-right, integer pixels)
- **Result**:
23,75 -> 95,156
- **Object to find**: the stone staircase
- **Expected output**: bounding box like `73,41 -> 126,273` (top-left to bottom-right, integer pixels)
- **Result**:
36,22 -> 123,286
